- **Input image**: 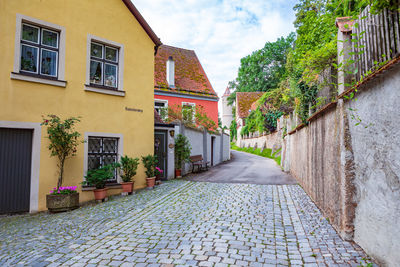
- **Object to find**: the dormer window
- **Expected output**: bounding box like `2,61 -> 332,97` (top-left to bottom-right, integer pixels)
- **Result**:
166,56 -> 175,88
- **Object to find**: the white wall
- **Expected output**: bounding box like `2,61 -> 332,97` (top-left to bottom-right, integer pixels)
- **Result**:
182,127 -> 204,174
180,124 -> 230,175
223,133 -> 230,161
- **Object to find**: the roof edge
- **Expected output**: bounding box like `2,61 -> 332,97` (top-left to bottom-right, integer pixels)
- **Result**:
121,0 -> 162,46
155,86 -> 218,98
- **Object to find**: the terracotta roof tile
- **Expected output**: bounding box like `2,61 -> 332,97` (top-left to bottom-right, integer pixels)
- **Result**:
154,45 -> 217,97
236,92 -> 264,118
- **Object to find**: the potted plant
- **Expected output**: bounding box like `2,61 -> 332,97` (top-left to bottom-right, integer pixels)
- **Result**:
155,167 -> 163,184
174,134 -> 191,178
83,164 -> 115,201
42,115 -> 83,212
46,186 -> 79,212
117,155 -> 139,194
141,155 -> 158,188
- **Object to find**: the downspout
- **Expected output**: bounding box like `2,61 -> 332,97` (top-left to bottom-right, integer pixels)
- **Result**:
154,44 -> 161,56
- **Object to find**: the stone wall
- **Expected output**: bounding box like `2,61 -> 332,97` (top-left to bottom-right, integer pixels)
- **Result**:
284,107 -> 346,235
348,64 -> 400,266
282,62 -> 400,266
239,119 -> 285,153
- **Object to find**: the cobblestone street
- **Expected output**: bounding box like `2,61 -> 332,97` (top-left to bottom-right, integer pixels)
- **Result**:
0,179 -> 374,266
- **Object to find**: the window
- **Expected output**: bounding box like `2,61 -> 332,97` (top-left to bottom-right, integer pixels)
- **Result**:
155,99 -> 168,119
19,23 -> 59,77
182,102 -> 196,123
11,14 -> 66,87
85,35 -> 124,96
87,137 -> 119,183
89,42 -> 119,89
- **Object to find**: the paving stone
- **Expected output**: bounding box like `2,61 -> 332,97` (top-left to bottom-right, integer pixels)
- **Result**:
0,181 -> 374,266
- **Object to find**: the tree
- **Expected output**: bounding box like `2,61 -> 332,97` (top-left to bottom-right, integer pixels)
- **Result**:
41,115 -> 83,190
228,33 -> 295,105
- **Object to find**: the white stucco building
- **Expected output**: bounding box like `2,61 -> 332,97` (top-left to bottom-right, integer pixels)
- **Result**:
221,87 -> 233,129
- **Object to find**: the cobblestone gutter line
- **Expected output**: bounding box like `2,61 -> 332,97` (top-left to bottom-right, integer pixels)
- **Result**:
287,185 -> 375,266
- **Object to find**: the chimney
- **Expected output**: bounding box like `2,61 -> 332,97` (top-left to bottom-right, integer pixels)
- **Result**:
166,56 -> 175,88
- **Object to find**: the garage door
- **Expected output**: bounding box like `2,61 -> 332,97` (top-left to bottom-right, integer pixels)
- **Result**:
0,128 -> 32,214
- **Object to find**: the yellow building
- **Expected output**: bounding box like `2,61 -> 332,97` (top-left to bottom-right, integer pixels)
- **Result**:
0,0 -> 162,213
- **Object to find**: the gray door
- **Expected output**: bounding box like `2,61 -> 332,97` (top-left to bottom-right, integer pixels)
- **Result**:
154,131 -> 167,180
0,128 -> 32,214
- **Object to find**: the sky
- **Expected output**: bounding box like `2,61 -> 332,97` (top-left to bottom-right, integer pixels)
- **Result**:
133,0 -> 298,102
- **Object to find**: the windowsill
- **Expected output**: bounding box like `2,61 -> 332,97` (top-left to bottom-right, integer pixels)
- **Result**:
81,183 -> 122,191
10,72 -> 67,87
84,84 -> 125,96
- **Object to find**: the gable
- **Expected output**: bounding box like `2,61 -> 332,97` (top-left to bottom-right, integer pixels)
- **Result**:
154,45 -> 217,98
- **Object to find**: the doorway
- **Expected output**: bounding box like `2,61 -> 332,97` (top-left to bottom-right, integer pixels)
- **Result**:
211,136 -> 216,166
0,128 -> 32,214
154,130 -> 168,180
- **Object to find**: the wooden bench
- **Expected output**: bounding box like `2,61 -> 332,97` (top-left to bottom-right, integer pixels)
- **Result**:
189,155 -> 210,173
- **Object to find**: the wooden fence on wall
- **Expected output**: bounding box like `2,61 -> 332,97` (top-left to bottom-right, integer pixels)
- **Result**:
352,6 -> 400,81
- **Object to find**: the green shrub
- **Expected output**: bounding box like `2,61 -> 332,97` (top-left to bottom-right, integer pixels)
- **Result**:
141,155 -> 158,178
117,155 -> 139,183
174,134 -> 191,170
83,164 -> 116,189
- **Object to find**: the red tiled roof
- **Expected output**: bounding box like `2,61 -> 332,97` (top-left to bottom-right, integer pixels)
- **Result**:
154,45 -> 217,98
236,92 -> 264,118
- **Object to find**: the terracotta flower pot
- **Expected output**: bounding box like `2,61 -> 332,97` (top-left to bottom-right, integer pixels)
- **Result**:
175,169 -> 182,178
93,188 -> 107,200
46,193 -> 79,213
121,182 -> 133,193
146,177 -> 156,188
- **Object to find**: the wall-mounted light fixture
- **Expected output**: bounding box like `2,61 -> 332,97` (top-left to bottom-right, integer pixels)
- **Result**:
169,130 -> 175,138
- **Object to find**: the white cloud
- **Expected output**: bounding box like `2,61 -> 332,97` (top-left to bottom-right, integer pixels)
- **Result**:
132,0 -> 297,110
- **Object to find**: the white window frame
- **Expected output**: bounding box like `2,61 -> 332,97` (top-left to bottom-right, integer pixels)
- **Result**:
182,102 -> 196,122
41,28 -> 59,49
20,43 -> 40,74
11,14 -> 66,87
155,99 -> 168,118
85,34 -> 125,97
40,48 -> 59,77
83,132 -> 123,184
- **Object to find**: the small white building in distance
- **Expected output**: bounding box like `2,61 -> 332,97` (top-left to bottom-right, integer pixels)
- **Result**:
221,87 -> 233,129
